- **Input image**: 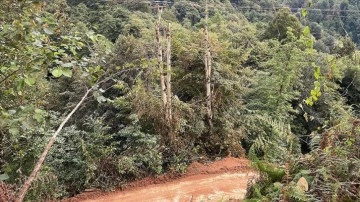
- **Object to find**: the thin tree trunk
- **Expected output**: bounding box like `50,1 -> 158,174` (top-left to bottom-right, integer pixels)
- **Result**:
165,23 -> 172,136
204,0 -> 213,128
15,88 -> 92,202
156,5 -> 167,108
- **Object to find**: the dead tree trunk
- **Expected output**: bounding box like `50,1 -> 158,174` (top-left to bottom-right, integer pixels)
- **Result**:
156,6 -> 173,138
165,23 -> 172,136
15,88 -> 92,202
156,5 -> 167,109
204,0 -> 213,128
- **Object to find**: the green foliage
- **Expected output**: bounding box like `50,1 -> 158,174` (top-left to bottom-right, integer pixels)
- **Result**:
333,37 -> 356,58
2,0 -> 360,201
248,117 -> 360,201
0,0 -> 88,140
1,110 -> 55,183
25,171 -> 66,202
46,123 -> 111,195
265,8 -> 302,41
246,36 -> 311,120
245,2 -> 360,200
115,114 -> 163,178
236,0 -> 360,46
254,160 -> 286,183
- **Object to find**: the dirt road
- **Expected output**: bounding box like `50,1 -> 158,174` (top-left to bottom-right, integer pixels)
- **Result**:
66,157 -> 256,202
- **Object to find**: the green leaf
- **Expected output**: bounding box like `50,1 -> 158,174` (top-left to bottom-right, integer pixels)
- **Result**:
8,110 -> 16,115
34,108 -> 45,122
306,39 -> 313,48
16,79 -> 25,91
301,9 -> 307,18
311,90 -> 316,96
35,108 -> 44,114
1,112 -> 10,118
23,21 -> 32,27
305,98 -> 313,106
314,73 -> 319,80
61,68 -> 73,77
43,27 -> 54,35
0,66 -> 6,73
0,173 -> 9,181
314,66 -> 320,80
51,68 -> 63,77
316,91 -> 322,97
9,127 -> 19,135
312,95 -> 318,101
70,47 -> 77,56
33,113 -> 44,123
314,81 -> 320,88
273,182 -> 282,190
4,88 -> 15,96
35,17 -> 42,23
33,39 -> 43,47
96,95 -> 107,103
338,41 -> 344,48
86,32 -> 97,42
24,78 -> 36,86
303,26 -> 310,36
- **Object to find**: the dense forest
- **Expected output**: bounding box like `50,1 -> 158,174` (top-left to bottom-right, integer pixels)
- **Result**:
1,0 -> 360,201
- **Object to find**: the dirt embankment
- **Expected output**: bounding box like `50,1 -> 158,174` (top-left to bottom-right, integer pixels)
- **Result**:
64,157 -> 256,202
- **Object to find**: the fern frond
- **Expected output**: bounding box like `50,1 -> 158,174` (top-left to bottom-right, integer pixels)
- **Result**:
254,114 -> 301,158
309,133 -> 321,151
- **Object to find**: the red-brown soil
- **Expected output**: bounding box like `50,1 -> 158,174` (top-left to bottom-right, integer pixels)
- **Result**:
0,182 -> 15,202
63,157 -> 256,202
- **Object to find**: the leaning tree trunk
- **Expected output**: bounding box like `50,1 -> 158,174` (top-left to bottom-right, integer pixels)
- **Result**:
15,88 -> 92,202
204,0 -> 213,128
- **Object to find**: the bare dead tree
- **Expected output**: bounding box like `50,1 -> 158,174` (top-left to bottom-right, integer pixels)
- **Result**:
156,5 -> 167,109
204,0 -> 213,129
165,23 -> 172,136
155,4 -> 173,139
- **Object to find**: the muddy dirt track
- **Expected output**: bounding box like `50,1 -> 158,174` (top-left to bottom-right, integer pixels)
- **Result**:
64,157 -> 256,202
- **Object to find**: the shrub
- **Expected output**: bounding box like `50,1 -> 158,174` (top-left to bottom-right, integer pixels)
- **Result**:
246,117 -> 360,201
